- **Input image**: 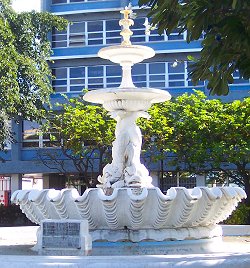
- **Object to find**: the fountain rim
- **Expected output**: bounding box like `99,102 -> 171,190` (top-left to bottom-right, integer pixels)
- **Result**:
83,87 -> 172,105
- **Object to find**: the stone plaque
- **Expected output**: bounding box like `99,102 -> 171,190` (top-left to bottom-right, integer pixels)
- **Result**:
42,221 -> 81,249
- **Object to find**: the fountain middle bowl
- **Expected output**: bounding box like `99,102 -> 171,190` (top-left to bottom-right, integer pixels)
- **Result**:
83,87 -> 171,111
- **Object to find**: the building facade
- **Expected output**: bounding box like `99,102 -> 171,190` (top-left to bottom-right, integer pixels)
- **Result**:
0,0 -> 249,196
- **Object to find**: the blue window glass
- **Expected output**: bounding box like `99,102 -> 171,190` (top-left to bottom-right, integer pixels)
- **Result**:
131,18 -> 146,43
106,20 -> 120,31
106,65 -> 121,76
70,86 -> 84,92
149,63 -> 165,74
88,21 -> 103,32
150,75 -> 165,81
88,78 -> 103,84
88,66 -> 103,77
71,79 -> 85,85
188,81 -> 205,86
132,64 -> 146,75
133,75 -> 147,82
52,68 -> 67,79
149,35 -> 165,42
169,74 -> 185,80
52,80 -> 67,86
70,67 -> 85,78
149,82 -> 165,88
52,28 -> 67,48
52,0 -> 66,4
89,84 -> 103,89
107,77 -> 121,83
106,83 -> 120,88
107,38 -> 121,44
169,81 -> 185,87
134,82 -> 146,87
168,62 -> 185,73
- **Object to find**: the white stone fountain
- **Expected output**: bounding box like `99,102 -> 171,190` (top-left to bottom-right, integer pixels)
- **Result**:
12,7 -> 246,248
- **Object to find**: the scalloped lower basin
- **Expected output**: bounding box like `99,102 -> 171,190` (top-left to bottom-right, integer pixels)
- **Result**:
12,187 -> 246,231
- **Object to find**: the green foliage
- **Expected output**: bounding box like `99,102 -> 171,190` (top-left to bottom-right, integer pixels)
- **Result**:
140,91 -> 249,202
223,202 -> 250,225
42,95 -> 116,187
139,0 -> 250,96
0,111 -> 11,151
0,0 -> 67,148
53,96 -> 116,154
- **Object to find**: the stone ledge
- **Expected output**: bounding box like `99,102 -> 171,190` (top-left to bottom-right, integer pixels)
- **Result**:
0,253 -> 250,268
221,225 -> 250,236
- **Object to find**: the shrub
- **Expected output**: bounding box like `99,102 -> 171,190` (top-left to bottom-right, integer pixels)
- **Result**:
222,202 -> 250,225
0,204 -> 36,227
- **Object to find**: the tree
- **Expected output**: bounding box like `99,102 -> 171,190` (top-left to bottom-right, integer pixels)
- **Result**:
139,0 -> 250,96
0,0 -> 67,149
140,91 -> 250,203
40,96 -> 116,189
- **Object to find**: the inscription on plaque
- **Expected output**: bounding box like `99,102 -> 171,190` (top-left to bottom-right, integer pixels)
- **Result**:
42,221 -> 81,249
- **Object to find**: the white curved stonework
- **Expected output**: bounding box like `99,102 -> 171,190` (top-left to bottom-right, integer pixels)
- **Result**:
11,186 -> 246,242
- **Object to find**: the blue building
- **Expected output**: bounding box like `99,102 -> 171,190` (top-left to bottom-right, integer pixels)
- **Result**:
0,0 -> 249,197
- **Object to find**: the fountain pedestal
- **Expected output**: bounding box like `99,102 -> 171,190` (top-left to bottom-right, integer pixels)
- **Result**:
84,8 -> 170,190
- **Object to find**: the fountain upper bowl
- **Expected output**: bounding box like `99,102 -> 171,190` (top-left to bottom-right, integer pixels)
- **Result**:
98,45 -> 155,64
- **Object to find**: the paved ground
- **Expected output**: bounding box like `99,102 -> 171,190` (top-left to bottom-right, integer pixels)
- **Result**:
1,226 -> 250,255
0,226 -> 250,267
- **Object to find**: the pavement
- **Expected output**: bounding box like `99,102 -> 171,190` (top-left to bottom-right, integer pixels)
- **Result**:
0,226 -> 250,267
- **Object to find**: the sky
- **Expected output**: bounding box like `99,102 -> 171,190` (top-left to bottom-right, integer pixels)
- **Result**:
12,0 -> 41,12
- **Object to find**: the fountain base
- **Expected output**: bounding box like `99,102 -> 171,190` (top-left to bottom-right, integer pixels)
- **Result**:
91,225 -> 222,242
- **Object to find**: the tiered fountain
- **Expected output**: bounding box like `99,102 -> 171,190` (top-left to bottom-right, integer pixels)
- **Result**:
12,7 -> 246,252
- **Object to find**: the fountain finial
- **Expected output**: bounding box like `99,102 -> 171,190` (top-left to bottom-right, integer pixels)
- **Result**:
119,6 -> 134,46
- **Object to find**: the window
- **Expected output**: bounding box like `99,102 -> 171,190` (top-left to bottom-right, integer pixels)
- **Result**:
179,175 -> 196,188
52,0 -> 66,4
106,19 -> 121,45
69,22 -> 85,47
52,28 -> 67,48
87,21 -> 104,45
232,70 -> 250,84
106,65 -> 121,88
132,64 -> 146,87
22,121 -> 40,148
148,28 -> 165,42
160,172 -> 197,193
22,121 -> 60,148
52,61 -> 201,93
149,63 -> 166,88
168,62 -> 185,87
88,66 -> 104,88
131,18 -> 146,43
52,68 -> 68,92
0,176 -> 11,191
70,66 -> 85,92
51,17 -> 188,48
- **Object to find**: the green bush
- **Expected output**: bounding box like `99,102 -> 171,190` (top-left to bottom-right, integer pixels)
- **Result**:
222,202 -> 250,225
0,204 -> 36,227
